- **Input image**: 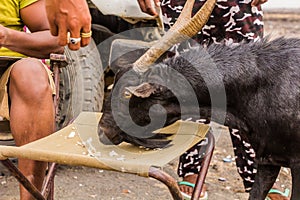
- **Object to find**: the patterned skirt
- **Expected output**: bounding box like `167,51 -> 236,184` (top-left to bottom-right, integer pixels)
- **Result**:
166,0 -> 264,191
160,0 -> 264,45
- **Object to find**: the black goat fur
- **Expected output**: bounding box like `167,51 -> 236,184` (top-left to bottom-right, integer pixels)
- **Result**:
99,37 -> 300,199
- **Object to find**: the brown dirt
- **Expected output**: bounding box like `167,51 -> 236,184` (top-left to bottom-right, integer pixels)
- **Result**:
0,9 -> 299,200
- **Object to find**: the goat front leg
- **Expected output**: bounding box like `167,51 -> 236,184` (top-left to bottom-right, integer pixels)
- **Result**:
249,164 -> 280,200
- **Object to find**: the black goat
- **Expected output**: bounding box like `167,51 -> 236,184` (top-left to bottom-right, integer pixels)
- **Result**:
98,37 -> 300,199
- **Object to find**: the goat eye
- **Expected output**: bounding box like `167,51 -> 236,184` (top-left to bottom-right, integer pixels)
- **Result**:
123,91 -> 132,99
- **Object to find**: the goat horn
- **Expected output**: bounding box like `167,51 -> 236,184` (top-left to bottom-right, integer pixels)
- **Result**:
132,0 -> 217,73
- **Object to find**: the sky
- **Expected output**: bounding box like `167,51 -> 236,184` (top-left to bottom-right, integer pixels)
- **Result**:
262,0 -> 300,9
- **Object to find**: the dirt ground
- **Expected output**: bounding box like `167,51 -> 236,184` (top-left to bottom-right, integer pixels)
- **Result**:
0,9 -> 299,200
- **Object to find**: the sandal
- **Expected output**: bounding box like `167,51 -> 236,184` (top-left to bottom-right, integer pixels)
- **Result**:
178,181 -> 208,200
265,188 -> 290,200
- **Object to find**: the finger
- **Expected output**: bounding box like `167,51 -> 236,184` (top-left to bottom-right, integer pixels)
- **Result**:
251,0 -> 267,6
45,2 -> 58,36
80,28 -> 91,47
154,0 -> 160,7
80,15 -> 92,47
67,28 -> 81,51
49,22 -> 59,37
145,0 -> 158,16
57,21 -> 68,46
47,13 -> 59,36
261,0 -> 268,4
137,0 -> 147,13
251,0 -> 257,6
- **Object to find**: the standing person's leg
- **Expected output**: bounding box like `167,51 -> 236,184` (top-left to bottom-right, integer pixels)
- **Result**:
178,138 -> 208,199
163,0 -> 260,198
8,58 -> 55,200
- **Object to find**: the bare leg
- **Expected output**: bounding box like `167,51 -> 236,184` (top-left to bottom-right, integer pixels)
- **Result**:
267,182 -> 290,200
9,58 -> 55,200
179,174 -> 207,198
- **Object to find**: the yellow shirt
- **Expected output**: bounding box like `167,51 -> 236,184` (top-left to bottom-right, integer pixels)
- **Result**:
0,0 -> 38,57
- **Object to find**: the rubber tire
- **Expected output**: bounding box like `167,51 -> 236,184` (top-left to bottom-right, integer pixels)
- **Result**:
56,39 -> 104,129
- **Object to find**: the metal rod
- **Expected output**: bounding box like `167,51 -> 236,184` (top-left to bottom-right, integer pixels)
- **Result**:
52,62 -> 60,118
149,166 -> 183,200
1,159 -> 46,200
191,132 -> 215,200
41,162 -> 57,199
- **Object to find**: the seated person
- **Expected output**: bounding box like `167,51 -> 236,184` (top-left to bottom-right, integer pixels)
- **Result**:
0,0 -> 63,199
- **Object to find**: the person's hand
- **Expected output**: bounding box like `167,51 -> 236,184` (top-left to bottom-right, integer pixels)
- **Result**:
45,0 -> 92,50
251,0 -> 268,6
137,0 -> 161,16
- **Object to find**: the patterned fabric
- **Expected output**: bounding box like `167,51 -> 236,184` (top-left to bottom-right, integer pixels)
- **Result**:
178,118 -> 257,192
177,117 -> 210,177
229,128 -> 256,192
172,1 -> 262,191
160,0 -> 264,45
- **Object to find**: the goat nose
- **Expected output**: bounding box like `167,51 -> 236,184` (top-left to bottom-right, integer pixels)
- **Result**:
99,129 -> 112,144
98,127 -> 123,145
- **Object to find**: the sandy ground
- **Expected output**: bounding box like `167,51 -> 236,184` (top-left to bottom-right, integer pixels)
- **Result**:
0,9 -> 299,200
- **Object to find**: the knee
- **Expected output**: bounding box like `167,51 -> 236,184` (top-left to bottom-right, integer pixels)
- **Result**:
9,58 -> 52,101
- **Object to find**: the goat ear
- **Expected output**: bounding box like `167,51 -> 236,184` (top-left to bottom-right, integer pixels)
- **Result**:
125,83 -> 156,98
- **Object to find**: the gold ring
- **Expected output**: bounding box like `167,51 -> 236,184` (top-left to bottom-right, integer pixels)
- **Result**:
81,31 -> 92,38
